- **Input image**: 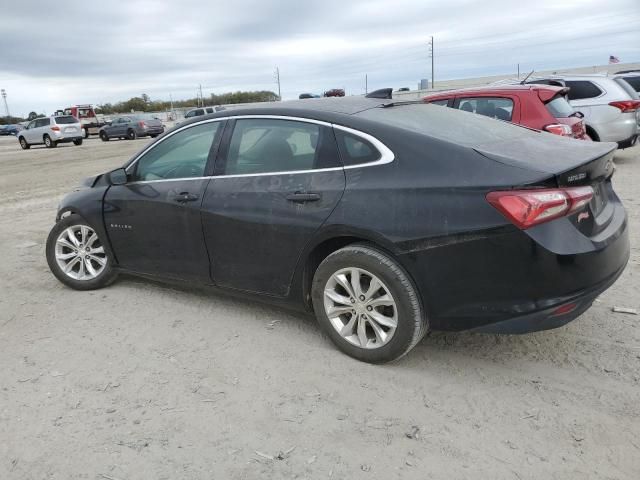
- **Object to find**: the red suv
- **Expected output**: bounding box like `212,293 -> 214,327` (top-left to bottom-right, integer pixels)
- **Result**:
424,85 -> 589,140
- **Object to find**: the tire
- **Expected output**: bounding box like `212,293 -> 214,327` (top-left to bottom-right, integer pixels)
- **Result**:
19,136 -> 30,149
46,214 -> 118,291
311,244 -> 427,363
127,129 -> 137,140
73,138 -> 83,146
84,128 -> 89,139
100,131 -> 109,141
150,134 -> 158,138
44,134 -> 57,148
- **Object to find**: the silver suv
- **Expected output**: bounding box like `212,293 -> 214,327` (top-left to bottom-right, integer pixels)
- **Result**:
18,115 -> 84,149
526,74 -> 639,148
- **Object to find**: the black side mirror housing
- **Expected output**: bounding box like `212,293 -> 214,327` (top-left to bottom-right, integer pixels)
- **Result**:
108,168 -> 128,185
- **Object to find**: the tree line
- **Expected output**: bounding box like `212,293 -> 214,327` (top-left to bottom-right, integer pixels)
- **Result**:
96,90 -> 279,114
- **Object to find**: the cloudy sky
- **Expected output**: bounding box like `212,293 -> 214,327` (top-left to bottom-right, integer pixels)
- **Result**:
1,0 -> 638,117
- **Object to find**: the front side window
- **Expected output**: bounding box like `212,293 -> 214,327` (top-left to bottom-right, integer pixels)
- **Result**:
132,122 -> 220,181
565,81 -> 602,100
456,97 -> 514,121
224,119 -> 337,175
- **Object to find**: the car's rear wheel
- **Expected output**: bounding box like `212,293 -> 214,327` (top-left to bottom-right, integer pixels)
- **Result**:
46,214 -> 118,291
84,128 -> 90,139
100,131 -> 109,141
19,137 -> 30,149
127,129 -> 136,140
44,135 -> 57,148
311,244 -> 427,363
73,138 -> 83,146
150,134 -> 158,138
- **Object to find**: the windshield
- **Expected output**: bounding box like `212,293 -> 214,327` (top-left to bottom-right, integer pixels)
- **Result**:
545,96 -> 575,118
54,116 -> 78,124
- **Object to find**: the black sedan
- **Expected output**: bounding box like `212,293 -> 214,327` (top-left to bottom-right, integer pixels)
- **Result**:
45,98 -> 629,363
99,115 -> 164,141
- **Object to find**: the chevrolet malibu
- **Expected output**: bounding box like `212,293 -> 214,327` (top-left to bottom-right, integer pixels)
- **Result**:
46,98 -> 629,363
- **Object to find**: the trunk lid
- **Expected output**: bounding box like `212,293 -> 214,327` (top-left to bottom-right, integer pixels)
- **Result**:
476,138 -> 617,237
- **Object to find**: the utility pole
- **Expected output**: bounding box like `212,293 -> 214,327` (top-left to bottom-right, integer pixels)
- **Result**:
199,84 -> 204,107
428,36 -> 434,89
517,63 -> 520,79
365,74 -> 368,95
1,89 -> 9,118
275,67 -> 281,101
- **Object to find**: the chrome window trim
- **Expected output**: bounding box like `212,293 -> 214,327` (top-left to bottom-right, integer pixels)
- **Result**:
124,114 -> 395,184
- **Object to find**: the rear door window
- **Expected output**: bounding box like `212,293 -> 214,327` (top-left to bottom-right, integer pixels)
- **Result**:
223,119 -> 338,175
565,81 -> 603,100
456,97 -> 514,121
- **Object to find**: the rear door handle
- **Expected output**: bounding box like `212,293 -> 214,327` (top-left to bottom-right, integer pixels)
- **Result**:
286,192 -> 321,203
173,192 -> 199,203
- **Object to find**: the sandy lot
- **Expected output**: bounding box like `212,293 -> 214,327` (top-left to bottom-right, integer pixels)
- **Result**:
0,134 -> 638,480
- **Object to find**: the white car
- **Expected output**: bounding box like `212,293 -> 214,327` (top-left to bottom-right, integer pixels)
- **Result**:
526,74 -> 639,148
18,115 -> 84,149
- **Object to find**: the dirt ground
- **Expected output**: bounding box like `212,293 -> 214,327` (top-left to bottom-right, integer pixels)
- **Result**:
0,134 -> 638,480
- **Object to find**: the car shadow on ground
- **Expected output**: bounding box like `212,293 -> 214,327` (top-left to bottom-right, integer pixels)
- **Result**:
115,273 -> 584,369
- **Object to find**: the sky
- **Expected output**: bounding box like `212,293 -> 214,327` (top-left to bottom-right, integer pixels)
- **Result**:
1,0 -> 639,117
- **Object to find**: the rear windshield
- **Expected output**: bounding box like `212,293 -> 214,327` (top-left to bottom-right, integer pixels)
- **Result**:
545,96 -> 575,118
623,76 -> 640,92
54,116 -> 78,124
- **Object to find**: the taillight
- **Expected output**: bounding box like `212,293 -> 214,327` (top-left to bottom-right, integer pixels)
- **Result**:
544,124 -> 572,136
609,100 -> 640,113
138,121 -> 146,128
486,186 -> 594,229
50,125 -> 60,131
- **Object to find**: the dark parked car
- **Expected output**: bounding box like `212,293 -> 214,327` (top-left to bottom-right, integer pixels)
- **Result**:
0,124 -> 24,136
324,88 -> 345,97
299,93 -> 321,99
46,98 -> 629,363
99,115 -> 164,141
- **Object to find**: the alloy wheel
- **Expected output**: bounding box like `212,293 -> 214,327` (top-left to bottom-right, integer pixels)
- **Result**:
54,225 -> 107,280
323,267 -> 398,349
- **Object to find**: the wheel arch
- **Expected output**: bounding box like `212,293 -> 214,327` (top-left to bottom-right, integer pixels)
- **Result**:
295,229 -> 400,311
585,124 -> 600,141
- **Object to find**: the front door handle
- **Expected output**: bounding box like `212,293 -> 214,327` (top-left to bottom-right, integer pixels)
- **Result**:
173,192 -> 199,203
286,192 -> 321,203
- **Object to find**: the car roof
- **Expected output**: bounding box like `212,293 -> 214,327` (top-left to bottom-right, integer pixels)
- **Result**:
424,84 -> 565,98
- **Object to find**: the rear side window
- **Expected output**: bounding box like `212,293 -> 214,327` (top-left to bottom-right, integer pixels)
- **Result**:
565,81 -> 602,100
36,118 -> 50,127
545,96 -> 575,118
54,116 -> 78,124
206,107 -> 214,114
456,97 -> 514,121
334,130 -> 381,166
428,99 -> 449,106
224,119 -> 339,175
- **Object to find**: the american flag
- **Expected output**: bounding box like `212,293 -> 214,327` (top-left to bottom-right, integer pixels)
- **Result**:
609,55 -> 620,64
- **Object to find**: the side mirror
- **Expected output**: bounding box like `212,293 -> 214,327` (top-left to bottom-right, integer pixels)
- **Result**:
108,168 -> 128,185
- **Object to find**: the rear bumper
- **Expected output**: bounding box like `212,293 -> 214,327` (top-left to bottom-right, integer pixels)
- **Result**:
470,260 -> 627,333
591,112 -> 639,143
138,127 -> 164,136
617,133 -> 638,149
54,135 -> 84,143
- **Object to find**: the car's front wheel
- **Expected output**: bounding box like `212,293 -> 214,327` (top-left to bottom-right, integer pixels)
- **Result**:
311,244 -> 427,363
127,129 -> 137,140
84,128 -> 90,139
46,214 -> 118,290
100,131 -> 109,141
19,136 -> 30,149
